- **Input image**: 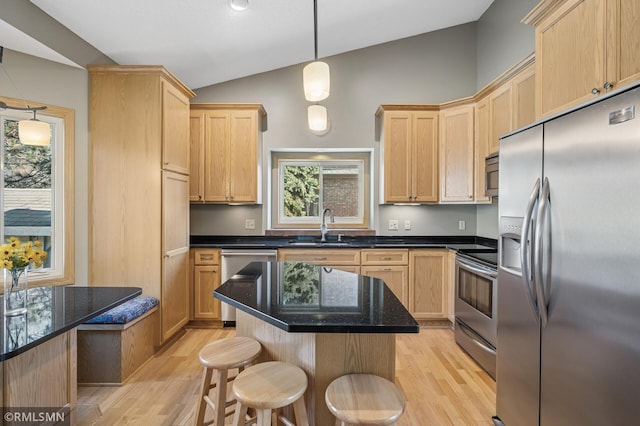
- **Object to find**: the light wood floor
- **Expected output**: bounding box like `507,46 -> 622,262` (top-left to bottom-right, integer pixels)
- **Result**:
77,327 -> 496,425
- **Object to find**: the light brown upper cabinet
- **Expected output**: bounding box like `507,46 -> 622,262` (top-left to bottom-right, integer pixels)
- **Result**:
474,97 -> 491,203
489,82 -> 513,155
190,104 -> 266,204
162,81 -> 191,174
88,65 -> 194,345
376,106 -> 439,204
524,0 -> 640,118
439,102 -> 475,203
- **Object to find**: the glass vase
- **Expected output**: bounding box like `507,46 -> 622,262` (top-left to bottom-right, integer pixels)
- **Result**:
4,267 -> 28,316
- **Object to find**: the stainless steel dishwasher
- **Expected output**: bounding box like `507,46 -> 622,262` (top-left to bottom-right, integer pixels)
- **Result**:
220,249 -> 278,324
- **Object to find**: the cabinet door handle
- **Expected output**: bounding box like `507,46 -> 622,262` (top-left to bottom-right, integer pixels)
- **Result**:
591,87 -> 601,95
604,81 -> 614,90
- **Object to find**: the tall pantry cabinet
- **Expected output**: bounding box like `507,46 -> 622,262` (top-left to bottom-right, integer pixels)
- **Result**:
89,65 -> 195,345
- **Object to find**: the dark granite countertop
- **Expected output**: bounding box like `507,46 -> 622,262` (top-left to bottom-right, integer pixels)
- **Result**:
1,285 -> 141,361
191,235 -> 497,251
214,261 -> 419,334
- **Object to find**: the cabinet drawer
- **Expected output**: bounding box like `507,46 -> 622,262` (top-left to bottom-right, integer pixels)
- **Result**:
360,249 -> 409,265
278,249 -> 361,265
194,249 -> 220,265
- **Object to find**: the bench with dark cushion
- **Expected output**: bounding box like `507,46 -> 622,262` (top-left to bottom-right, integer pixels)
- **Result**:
77,295 -> 159,385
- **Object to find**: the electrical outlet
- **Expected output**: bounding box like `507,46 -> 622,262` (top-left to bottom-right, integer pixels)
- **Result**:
388,219 -> 399,231
404,219 -> 411,230
245,219 -> 256,230
458,220 -> 466,231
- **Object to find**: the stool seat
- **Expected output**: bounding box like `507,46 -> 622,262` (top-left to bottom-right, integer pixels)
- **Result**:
325,374 -> 405,425
199,336 -> 262,370
232,361 -> 309,425
195,337 -> 262,426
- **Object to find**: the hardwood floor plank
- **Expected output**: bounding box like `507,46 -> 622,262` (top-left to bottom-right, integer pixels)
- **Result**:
77,327 -> 496,425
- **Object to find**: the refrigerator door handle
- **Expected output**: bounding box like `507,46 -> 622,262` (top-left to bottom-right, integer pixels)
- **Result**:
521,178 -> 541,321
534,177 -> 551,327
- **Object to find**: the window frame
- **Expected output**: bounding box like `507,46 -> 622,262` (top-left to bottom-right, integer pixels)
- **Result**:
0,96 -> 75,287
269,149 -> 373,230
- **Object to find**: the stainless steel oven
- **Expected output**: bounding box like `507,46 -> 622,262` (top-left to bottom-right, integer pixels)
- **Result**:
455,252 -> 497,379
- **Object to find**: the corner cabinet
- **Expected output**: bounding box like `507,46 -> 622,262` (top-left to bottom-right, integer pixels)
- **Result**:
89,65 -> 194,345
524,0 -> 640,118
439,101 -> 475,202
190,104 -> 266,204
376,106 -> 439,204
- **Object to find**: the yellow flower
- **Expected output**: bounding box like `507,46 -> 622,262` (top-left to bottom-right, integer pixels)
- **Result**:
1,237 -> 47,271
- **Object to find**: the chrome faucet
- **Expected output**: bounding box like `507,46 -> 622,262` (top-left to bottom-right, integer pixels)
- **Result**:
320,208 -> 334,242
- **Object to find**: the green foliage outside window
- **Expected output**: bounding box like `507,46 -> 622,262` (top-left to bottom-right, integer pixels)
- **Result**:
283,165 -> 319,217
3,120 -> 51,189
282,262 -> 319,305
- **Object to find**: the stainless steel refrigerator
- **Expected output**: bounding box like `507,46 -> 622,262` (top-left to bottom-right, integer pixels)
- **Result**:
494,83 -> 640,426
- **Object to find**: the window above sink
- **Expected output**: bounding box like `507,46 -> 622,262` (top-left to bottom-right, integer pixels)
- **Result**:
270,150 -> 373,230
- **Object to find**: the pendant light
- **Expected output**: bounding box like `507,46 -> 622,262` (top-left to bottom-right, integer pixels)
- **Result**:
303,0 -> 330,102
0,102 -> 50,146
308,104 -> 328,132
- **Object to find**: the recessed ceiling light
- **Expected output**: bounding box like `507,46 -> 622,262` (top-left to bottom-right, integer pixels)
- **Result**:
229,0 -> 250,12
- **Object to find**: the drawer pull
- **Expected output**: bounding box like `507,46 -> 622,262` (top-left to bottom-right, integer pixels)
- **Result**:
382,268 -> 392,271
314,257 -> 328,261
200,255 -> 213,260
381,257 -> 392,260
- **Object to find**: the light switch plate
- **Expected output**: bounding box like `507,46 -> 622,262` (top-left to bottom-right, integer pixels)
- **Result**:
388,219 -> 399,231
245,219 -> 256,230
404,219 -> 411,230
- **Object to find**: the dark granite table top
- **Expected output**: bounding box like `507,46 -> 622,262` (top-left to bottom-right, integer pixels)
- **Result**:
214,261 -> 419,334
1,285 -> 141,361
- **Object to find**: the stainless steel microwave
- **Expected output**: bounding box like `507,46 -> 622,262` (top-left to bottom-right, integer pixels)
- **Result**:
485,152 -> 499,197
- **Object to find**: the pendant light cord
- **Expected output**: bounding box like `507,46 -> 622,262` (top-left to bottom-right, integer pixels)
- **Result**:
313,0 -> 319,61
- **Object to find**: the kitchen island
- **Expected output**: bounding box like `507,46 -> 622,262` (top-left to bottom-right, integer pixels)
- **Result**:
214,261 -> 419,425
1,285 -> 141,421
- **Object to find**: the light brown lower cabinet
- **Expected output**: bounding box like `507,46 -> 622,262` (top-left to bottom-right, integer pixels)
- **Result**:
408,249 -> 450,320
361,265 -> 409,306
277,249 -> 361,273
361,249 -> 409,306
191,249 -> 222,321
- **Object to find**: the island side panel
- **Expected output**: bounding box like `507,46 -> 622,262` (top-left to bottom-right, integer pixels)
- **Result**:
3,329 -> 76,410
236,311 -> 317,422
236,310 -> 397,426
315,333 -> 396,424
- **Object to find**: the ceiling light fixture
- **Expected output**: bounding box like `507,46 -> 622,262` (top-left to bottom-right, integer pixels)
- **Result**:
229,0 -> 250,12
0,101 -> 50,146
303,0 -> 329,102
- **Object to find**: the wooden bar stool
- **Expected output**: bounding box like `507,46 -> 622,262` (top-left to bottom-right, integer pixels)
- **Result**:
231,361 -> 310,426
325,374 -> 406,425
195,337 -> 262,426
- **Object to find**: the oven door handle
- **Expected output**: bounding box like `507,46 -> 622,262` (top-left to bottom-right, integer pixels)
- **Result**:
456,260 -> 497,279
459,323 -> 496,355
